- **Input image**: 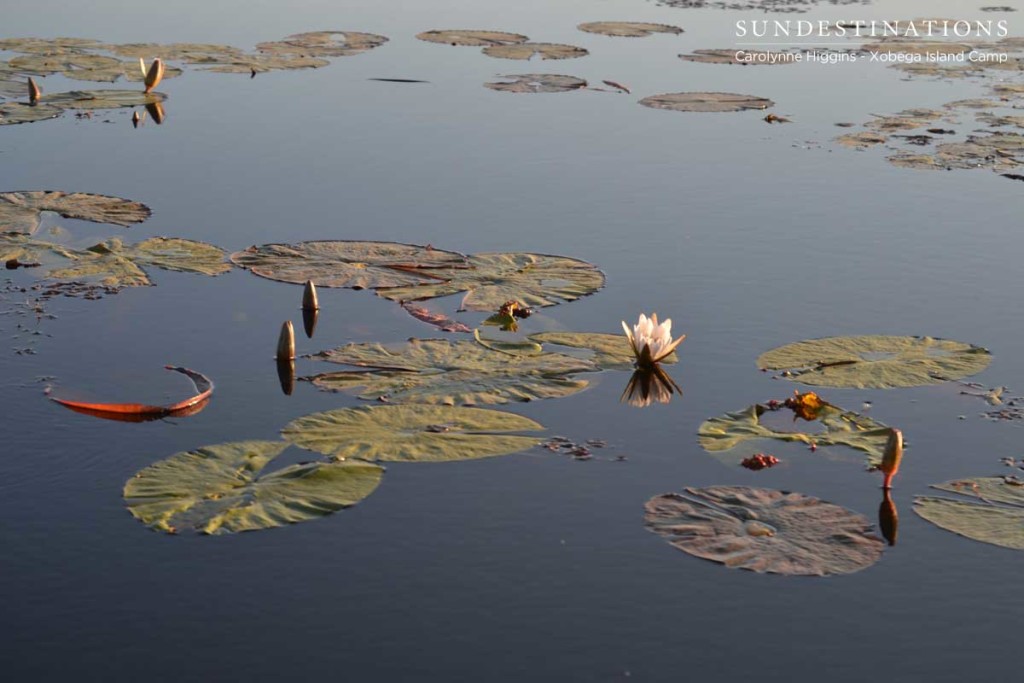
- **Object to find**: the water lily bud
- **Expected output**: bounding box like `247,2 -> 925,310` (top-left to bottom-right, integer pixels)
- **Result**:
276,320 -> 295,361
28,77 -> 41,103
302,280 -> 319,310
880,428 -> 903,489
143,58 -> 164,93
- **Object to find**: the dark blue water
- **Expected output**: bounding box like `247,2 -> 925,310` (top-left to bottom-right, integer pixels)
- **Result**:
3,1 -> 1024,680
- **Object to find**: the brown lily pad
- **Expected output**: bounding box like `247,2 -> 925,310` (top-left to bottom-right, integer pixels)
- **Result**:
0,101 -> 64,126
640,91 -> 773,113
484,74 -> 587,93
482,42 -> 589,61
415,30 -> 529,47
0,191 -> 150,235
679,49 -> 794,65
577,22 -> 683,38
645,486 -> 885,576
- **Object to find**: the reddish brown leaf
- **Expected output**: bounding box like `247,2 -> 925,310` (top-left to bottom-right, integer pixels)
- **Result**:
401,303 -> 471,333
51,365 -> 213,420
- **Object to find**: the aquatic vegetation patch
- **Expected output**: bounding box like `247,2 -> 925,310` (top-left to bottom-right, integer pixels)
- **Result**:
528,331 -> 646,371
758,335 -> 992,389
124,441 -> 384,535
304,338 -> 596,405
645,486 -> 885,576
0,191 -> 151,234
482,43 -> 589,61
415,30 -> 529,46
282,404 -> 544,462
915,477 -> 1024,550
577,22 -> 683,38
639,92 -> 774,113
484,74 -> 587,93
679,49 -> 793,65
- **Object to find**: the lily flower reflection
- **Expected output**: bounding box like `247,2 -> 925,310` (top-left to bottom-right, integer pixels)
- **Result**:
621,364 -> 681,408
622,313 -> 685,369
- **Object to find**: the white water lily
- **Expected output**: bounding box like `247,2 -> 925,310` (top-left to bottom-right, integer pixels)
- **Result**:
622,313 -> 685,368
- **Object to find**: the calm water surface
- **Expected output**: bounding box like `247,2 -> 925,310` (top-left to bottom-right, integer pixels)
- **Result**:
3,0 -> 1024,680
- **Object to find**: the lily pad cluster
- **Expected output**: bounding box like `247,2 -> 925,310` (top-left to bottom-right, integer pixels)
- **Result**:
417,29 -> 588,61
125,404 -> 545,534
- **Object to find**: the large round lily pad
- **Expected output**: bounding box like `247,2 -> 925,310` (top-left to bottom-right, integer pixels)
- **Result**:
305,338 -> 596,405
415,30 -> 529,46
230,240 -> 468,289
645,486 -> 885,576
47,237 -> 231,287
915,477 -> 1024,550
9,53 -> 125,77
255,31 -> 389,58
282,404 -> 543,462
640,92 -> 773,113
124,440 -> 383,535
376,252 -> 606,311
0,191 -> 151,234
482,43 -> 589,61
698,401 -> 892,467
757,335 -> 992,389
577,22 -> 683,37
0,102 -> 64,126
41,89 -> 166,110
528,331 -> 677,370
485,74 -> 587,93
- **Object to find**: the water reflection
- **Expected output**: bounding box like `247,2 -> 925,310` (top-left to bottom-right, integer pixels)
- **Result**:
621,365 -> 681,408
878,489 -> 898,546
302,307 -> 319,338
276,358 -> 296,395
145,100 -> 166,125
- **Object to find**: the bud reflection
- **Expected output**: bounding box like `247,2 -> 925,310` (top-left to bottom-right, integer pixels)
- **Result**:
878,488 -> 899,546
621,365 -> 681,408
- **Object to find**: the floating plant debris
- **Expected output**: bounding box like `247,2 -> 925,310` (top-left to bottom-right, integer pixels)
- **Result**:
758,335 -> 992,389
52,365 -> 213,422
304,338 -> 596,406
482,43 -> 589,61
915,477 -> 1024,550
282,404 -> 544,462
741,453 -> 779,470
644,487 -> 885,576
124,441 -> 384,535
698,399 -> 892,468
415,30 -> 529,47
0,191 -> 151,235
577,22 -> 683,38
639,92 -> 773,113
484,74 -> 587,93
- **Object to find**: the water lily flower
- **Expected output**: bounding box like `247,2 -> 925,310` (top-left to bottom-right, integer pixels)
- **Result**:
622,313 -> 685,369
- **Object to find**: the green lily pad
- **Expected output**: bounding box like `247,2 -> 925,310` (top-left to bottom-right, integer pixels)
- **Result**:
230,240 -> 468,289
0,37 -> 104,54
482,43 -> 589,61
697,402 -> 892,467
0,233 -> 78,264
41,89 -> 166,110
528,331 -> 670,370
645,486 -> 885,576
282,404 -> 543,462
47,237 -> 231,287
484,74 -> 587,93
415,30 -> 530,46
0,101 -> 64,126
577,22 -> 683,37
640,92 -> 773,113
107,42 -> 246,63
915,477 -> 1024,550
201,54 -> 330,73
124,440 -> 383,535
255,31 -> 389,58
376,252 -> 606,311
9,53 -> 125,77
757,335 -> 992,389
0,191 -> 151,234
305,338 -> 596,405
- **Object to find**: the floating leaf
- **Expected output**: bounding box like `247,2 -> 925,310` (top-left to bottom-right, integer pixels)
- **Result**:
482,43 -> 589,61
484,74 -> 587,93
528,331 -> 671,370
865,108 -> 946,132
124,441 -> 383,535
282,404 -> 543,462
9,53 -> 125,77
915,477 -> 1024,550
200,54 -> 329,73
230,240 -> 468,289
41,89 -> 166,110
402,303 -> 472,333
0,233 -> 78,265
645,487 -> 885,576
376,252 -> 605,311
255,31 -> 389,58
52,365 -> 213,421
107,42 -> 247,62
757,335 -> 992,389
577,22 -> 683,38
0,101 -> 64,126
679,49 -> 792,65
305,338 -> 596,405
474,328 -> 543,356
697,402 -> 892,467
835,131 -> 888,148
0,37 -> 104,54
0,191 -> 151,234
47,237 -> 230,287
640,92 -> 773,113
415,30 -> 529,46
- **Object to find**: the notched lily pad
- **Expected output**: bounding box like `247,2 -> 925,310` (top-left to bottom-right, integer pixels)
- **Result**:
645,486 -> 885,576
577,22 -> 683,38
376,252 -> 605,311
698,401 -> 892,467
528,331 -> 676,370
482,43 -> 589,61
305,338 -> 596,405
758,335 -> 992,389
640,92 -> 773,113
230,240 -> 468,289
124,440 -> 383,535
47,237 -> 230,287
0,191 -> 151,234
915,477 -> 1024,550
282,404 -> 543,462
484,74 -> 587,93
416,30 -> 529,47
